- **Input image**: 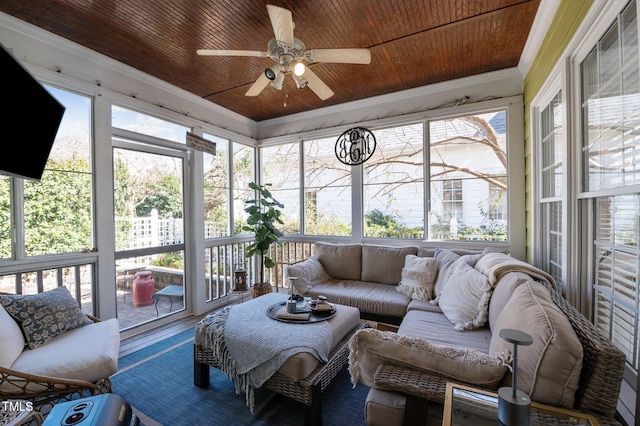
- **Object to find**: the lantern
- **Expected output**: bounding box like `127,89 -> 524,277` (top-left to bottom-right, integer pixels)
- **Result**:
233,263 -> 248,292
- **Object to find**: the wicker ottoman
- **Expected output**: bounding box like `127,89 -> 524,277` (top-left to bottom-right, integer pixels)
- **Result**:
194,301 -> 365,426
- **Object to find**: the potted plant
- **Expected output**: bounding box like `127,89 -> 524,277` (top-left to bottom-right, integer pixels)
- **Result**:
242,181 -> 284,289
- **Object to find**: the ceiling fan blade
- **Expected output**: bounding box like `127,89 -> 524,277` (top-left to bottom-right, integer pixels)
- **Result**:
305,48 -> 371,64
197,49 -> 267,57
266,5 -> 295,45
302,68 -> 335,100
245,73 -> 271,96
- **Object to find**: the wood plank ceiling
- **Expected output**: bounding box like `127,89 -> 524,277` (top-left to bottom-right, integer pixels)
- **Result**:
0,0 -> 540,122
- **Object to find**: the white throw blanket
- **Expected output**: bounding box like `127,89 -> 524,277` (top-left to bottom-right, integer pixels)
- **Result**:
198,292 -> 332,412
474,252 -> 556,289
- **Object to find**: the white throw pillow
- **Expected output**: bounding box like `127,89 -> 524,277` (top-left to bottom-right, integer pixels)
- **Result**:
286,256 -> 330,294
438,261 -> 492,331
432,251 -> 483,305
396,255 -> 437,301
0,304 -> 25,368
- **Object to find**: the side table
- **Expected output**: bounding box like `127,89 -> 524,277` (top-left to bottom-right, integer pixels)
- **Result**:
443,382 -> 599,426
151,285 -> 184,316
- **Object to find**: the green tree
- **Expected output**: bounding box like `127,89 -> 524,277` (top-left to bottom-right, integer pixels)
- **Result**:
23,158 -> 92,255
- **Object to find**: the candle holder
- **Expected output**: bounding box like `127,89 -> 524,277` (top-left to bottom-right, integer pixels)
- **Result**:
498,328 -> 533,426
286,277 -> 299,313
233,263 -> 247,292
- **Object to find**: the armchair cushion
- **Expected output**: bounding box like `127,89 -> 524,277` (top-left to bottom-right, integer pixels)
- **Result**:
286,256 -> 329,294
0,287 -> 92,349
0,304 -> 25,368
349,328 -> 508,390
9,318 -> 120,385
396,255 -> 437,301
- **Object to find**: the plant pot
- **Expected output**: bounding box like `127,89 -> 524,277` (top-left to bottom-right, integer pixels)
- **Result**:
252,282 -> 272,298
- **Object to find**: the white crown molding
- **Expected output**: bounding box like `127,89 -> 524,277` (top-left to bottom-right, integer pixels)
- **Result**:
257,67 -> 523,139
518,0 -> 561,77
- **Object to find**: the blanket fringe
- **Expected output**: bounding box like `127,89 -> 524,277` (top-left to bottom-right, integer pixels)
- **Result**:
200,306 -> 258,413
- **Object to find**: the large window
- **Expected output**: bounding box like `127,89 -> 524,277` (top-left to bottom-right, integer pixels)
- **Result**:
581,0 -> 639,370
363,123 -> 425,239
261,143 -> 300,234
538,90 -> 564,286
0,87 -> 94,314
0,87 -> 93,258
430,111 -> 508,241
203,134 -> 230,238
304,137 -> 351,236
233,142 -> 255,234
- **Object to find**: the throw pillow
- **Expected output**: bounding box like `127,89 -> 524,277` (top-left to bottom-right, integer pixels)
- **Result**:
396,255 -> 437,301
0,286 -> 92,349
431,251 -> 484,305
489,280 -> 583,408
348,328 -> 508,390
286,256 -> 330,294
438,261 -> 492,331
0,304 -> 25,368
430,249 -> 460,304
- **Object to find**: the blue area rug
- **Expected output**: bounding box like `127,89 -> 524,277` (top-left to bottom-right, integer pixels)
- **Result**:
110,328 -> 369,426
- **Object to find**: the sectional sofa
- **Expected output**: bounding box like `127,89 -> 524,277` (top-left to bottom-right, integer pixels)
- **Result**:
286,241 -> 626,426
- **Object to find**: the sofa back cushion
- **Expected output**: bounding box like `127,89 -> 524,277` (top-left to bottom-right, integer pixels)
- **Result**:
488,271 -> 531,333
0,304 -> 25,368
489,280 -> 583,408
361,245 -> 418,285
315,242 -> 362,281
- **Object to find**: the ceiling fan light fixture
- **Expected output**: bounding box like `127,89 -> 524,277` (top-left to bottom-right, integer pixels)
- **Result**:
292,73 -> 308,89
293,62 -> 306,76
270,71 -> 285,90
265,63 -> 282,81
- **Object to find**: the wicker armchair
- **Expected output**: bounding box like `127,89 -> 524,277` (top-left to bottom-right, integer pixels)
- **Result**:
369,282 -> 626,426
0,315 -> 114,414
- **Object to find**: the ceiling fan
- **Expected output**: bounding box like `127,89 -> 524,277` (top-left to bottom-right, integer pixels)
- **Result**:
197,4 -> 371,100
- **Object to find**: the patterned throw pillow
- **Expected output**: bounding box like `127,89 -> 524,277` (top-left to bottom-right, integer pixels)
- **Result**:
396,255 -> 438,301
0,286 -> 92,349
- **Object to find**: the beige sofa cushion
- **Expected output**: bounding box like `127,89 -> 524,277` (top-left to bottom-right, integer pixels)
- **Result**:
361,245 -> 418,285
286,256 -> 329,294
0,304 -> 25,368
398,309 -> 492,353
396,255 -> 437,300
349,328 -> 507,390
438,262 -> 492,331
488,271 -> 531,333
306,280 -> 409,318
489,281 -> 583,408
315,242 -> 362,281
431,249 -> 461,302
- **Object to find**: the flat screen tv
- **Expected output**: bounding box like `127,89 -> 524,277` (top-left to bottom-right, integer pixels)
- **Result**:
0,43 -> 65,181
